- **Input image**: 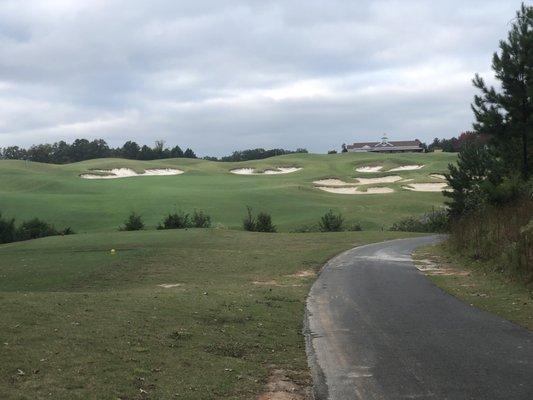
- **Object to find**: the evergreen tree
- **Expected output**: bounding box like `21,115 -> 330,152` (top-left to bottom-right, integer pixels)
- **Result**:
170,145 -> 184,158
471,3 -> 533,179
183,148 -> 197,158
121,141 -> 140,159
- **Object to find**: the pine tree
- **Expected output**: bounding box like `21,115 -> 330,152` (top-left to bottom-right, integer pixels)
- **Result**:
471,3 -> 533,179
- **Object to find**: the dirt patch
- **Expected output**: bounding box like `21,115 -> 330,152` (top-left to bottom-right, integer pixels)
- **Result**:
414,259 -> 470,276
292,270 -> 316,278
253,280 -> 282,286
157,283 -> 183,288
258,368 -> 312,400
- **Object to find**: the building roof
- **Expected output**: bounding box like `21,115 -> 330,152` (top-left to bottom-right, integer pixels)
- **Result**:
347,139 -> 421,149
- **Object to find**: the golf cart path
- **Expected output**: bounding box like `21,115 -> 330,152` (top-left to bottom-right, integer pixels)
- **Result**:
305,236 -> 533,400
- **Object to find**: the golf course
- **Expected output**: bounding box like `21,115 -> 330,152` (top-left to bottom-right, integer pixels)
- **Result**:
0,152 -> 455,232
0,152 -> 453,399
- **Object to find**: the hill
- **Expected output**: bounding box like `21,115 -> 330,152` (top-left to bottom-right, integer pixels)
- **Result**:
0,152 -> 456,232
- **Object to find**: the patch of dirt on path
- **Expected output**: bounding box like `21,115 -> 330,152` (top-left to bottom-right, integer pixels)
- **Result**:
292,270 -> 316,278
258,368 -> 312,400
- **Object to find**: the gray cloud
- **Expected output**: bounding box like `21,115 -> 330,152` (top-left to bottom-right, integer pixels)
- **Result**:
0,0 -> 523,155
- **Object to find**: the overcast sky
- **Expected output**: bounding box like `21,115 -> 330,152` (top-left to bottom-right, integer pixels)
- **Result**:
0,0 -> 524,156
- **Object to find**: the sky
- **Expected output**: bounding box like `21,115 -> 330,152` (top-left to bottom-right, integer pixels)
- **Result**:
0,0 -> 524,156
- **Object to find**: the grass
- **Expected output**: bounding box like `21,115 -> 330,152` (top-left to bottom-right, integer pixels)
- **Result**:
0,152 -> 456,232
414,244 -> 533,330
0,229 -> 418,399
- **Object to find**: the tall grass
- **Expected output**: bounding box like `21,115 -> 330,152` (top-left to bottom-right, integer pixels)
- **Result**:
448,197 -> 533,284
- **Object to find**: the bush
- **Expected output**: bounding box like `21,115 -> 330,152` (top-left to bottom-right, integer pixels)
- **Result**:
255,212 -> 276,232
192,210 -> 211,228
0,213 -> 16,244
120,212 -> 144,231
158,211 -> 190,230
389,209 -> 449,233
16,218 -> 59,240
319,210 -> 344,232
242,206 -> 256,232
346,222 -> 362,231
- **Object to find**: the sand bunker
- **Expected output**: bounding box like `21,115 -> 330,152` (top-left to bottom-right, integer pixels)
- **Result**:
312,178 -> 355,187
355,166 -> 383,173
318,186 -> 394,195
388,164 -> 424,172
430,174 -> 446,180
403,183 -> 449,192
230,167 -> 301,175
81,168 -> 183,179
355,175 -> 402,185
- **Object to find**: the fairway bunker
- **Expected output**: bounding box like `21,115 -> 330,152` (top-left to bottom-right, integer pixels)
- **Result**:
355,175 -> 402,185
81,168 -> 183,179
317,186 -> 394,194
355,166 -> 383,173
403,183 -> 449,192
388,164 -> 424,171
430,174 -> 447,180
312,178 -> 355,187
230,167 -> 301,175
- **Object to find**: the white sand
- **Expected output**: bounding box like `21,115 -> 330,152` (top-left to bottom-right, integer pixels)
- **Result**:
430,174 -> 446,180
230,167 -> 301,175
388,164 -> 425,172
403,183 -> 449,192
355,175 -> 402,185
81,168 -> 184,179
312,178 -> 355,187
317,186 -> 394,195
355,166 -> 383,173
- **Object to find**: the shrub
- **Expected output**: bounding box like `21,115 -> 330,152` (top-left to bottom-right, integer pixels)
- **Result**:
16,218 -> 58,240
0,213 -> 16,244
389,209 -> 449,233
192,210 -> 211,228
319,209 -> 344,232
346,222 -> 362,231
255,212 -> 276,232
120,212 -> 144,231
158,211 -> 190,230
242,206 -> 256,231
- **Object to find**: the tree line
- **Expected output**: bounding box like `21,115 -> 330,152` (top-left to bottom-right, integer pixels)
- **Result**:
0,139 -> 309,164
0,139 -> 198,164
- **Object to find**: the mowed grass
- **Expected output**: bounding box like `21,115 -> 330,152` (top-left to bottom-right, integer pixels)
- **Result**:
0,152 -> 456,232
0,229 -> 418,399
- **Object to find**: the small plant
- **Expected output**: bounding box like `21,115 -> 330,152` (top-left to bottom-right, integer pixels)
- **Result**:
192,210 -> 211,228
158,211 -> 190,230
17,218 -> 58,240
389,209 -> 449,233
0,212 -> 17,244
255,212 -> 276,232
242,206 -> 256,231
120,212 -> 144,231
319,209 -> 344,232
346,222 -> 362,231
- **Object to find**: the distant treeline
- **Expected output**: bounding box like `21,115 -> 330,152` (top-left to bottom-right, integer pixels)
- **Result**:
0,139 -> 198,164
214,147 -> 308,162
0,138 -> 308,164
427,131 -> 490,152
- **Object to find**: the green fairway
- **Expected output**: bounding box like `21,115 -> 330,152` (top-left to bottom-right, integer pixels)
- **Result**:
0,229 -> 418,399
0,152 -> 455,232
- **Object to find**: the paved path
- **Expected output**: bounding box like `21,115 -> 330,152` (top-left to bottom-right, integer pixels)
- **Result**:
305,236 -> 533,400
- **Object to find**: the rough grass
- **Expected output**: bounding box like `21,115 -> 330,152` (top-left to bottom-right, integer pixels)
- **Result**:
0,152 -> 456,233
0,229 -> 417,399
414,244 -> 533,330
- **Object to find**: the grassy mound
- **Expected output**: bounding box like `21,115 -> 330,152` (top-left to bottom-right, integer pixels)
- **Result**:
0,152 -> 455,232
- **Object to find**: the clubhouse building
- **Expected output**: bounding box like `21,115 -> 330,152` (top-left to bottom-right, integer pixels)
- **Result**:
346,136 -> 424,153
